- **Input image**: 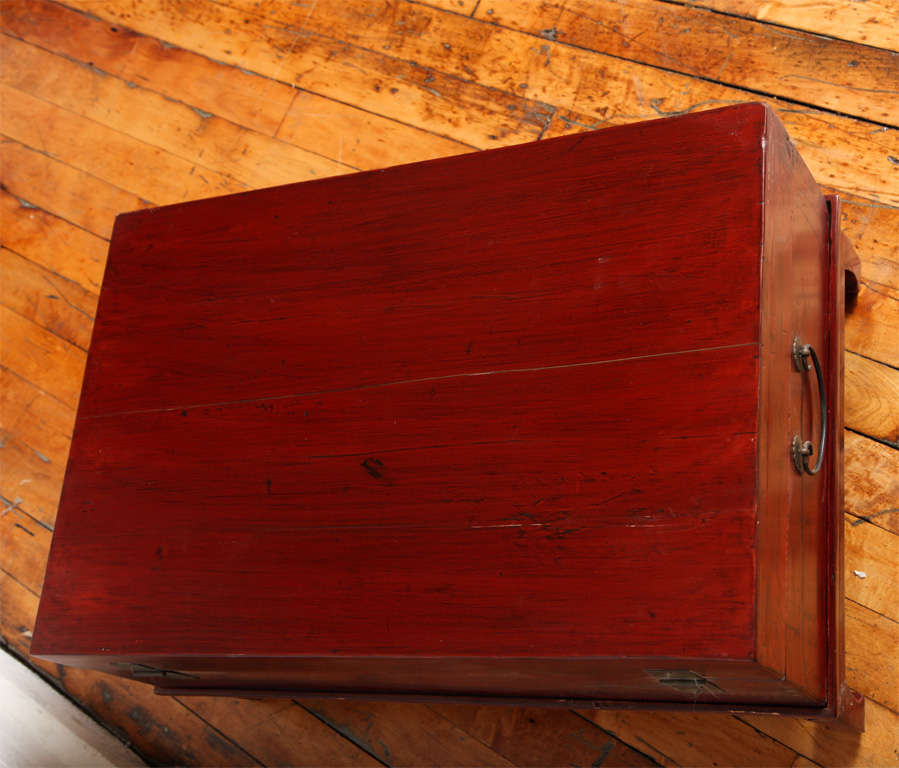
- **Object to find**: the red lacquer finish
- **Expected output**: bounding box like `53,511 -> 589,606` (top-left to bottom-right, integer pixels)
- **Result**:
32,103 -> 860,721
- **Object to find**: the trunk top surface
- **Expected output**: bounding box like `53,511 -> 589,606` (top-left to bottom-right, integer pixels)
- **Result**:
36,104 -> 768,661
79,103 -> 766,416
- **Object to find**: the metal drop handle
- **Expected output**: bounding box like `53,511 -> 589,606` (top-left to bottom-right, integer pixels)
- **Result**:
791,338 -> 827,475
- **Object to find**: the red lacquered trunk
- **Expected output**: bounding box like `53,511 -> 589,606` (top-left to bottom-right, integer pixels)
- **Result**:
32,103 -> 863,724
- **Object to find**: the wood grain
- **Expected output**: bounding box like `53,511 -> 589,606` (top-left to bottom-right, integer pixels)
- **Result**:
470,0 -> 899,125
428,705 -> 658,766
545,107 -> 899,209
755,108 -> 829,700
1,0 -> 476,171
845,515 -> 899,623
50,0 -> 899,205
0,138 -> 148,239
0,36 -> 353,189
180,698 -> 381,766
844,431 -> 899,536
0,369 -> 74,488
588,709 -> 801,766
0,305 -> 85,411
837,197 -> 899,297
40,347 -> 761,661
845,353 -> 899,446
0,369 -> 73,528
741,698 -> 899,767
0,189 -> 108,293
0,0 -> 294,137
427,0 -> 480,14
686,0 -> 899,52
0,417 -> 64,530
0,501 -> 51,595
212,0 -> 899,205
55,0 -> 553,150
76,105 -> 764,415
845,600 -> 899,714
304,700 -> 516,767
277,90 -> 473,169
0,83 -> 244,204
845,284 -> 899,368
0,247 -> 97,350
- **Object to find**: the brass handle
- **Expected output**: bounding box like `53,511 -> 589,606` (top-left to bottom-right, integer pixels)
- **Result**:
791,338 -> 827,476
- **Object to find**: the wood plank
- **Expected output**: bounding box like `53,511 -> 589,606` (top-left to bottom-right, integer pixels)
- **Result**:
0,384 -> 60,596
778,111 -> 898,208
587,709 -> 801,766
62,0 -> 899,222
844,431 -> 899,536
0,573 -> 260,766
214,0 -> 899,207
0,301 -> 75,529
845,353 -> 899,447
685,0 -> 899,52
0,368 -> 74,483
276,90 -> 473,169
741,698 -> 899,766
429,705 -> 660,766
0,454 -> 57,587
0,305 -> 85,411
469,0 -> 899,125
0,429 -> 63,531
845,600 -> 899,714
837,191 -> 899,369
0,571 -> 49,661
181,698 -> 381,766
835,191 -> 899,297
0,247 -> 97,350
0,502 -> 51,596
846,285 -> 899,369
0,35 -> 352,189
0,83 -> 246,204
0,139 -> 147,240
303,700 -> 515,766
845,514 -> 899,623
54,0 -> 553,149
0,190 -> 107,293
0,368 -> 73,528
1,0 -> 472,172
427,0 -> 480,15
0,0 -> 293,137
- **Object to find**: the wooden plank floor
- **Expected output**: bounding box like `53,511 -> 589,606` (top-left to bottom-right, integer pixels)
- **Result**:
1,0 -> 897,764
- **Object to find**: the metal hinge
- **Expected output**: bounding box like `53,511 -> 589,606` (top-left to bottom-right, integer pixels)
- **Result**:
109,662 -> 195,679
648,669 -> 724,695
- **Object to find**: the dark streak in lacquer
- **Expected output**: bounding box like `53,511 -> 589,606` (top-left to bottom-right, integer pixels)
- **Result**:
361,457 -> 385,479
